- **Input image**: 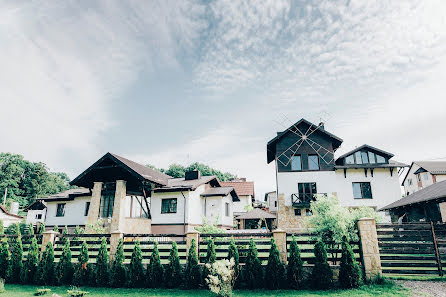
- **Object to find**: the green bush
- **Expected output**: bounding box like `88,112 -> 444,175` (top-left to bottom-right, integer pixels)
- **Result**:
311,241 -> 333,290
339,236 -> 362,289
40,242 -> 55,285
57,238 -> 74,285
243,238 -> 263,289
28,223 -> 34,235
74,226 -> 83,240
265,238 -> 284,289
227,237 -> 240,287
0,238 -> 10,280
38,223 -> 45,234
0,220 -> 3,235
73,241 -> 89,286
9,235 -> 23,283
34,288 -> 51,295
95,237 -> 110,287
128,240 -> 145,287
67,287 -> 89,297
146,241 -> 163,288
287,235 -> 304,289
184,239 -> 201,289
111,238 -> 126,287
165,241 -> 183,288
203,237 -> 216,284
0,278 -> 5,293
6,223 -> 20,235
23,236 -> 39,284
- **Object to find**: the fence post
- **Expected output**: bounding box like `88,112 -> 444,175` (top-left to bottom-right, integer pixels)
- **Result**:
273,229 -> 287,264
110,231 -> 124,263
41,230 -> 58,254
358,218 -> 382,280
186,231 -> 200,256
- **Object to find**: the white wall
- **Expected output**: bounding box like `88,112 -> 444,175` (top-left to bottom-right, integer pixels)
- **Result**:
26,209 -> 46,225
0,212 -> 22,227
403,163 -> 446,195
45,196 -> 90,226
233,195 -> 252,213
151,191 -> 188,225
266,192 -> 278,212
202,194 -> 233,227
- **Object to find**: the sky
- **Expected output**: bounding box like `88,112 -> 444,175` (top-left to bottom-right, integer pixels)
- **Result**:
1,0 -> 446,199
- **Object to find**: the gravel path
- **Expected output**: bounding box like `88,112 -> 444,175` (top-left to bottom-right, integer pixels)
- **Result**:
398,280 -> 446,297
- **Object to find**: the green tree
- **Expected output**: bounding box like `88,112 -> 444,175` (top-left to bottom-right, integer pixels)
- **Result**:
6,223 -> 20,235
165,241 -> 182,288
244,238 -> 263,289
57,238 -> 73,285
339,236 -> 362,289
38,223 -> 45,234
0,238 -> 10,280
74,225 -> 83,240
128,240 -> 145,287
61,226 -> 69,243
184,239 -> 201,289
227,237 -> 240,286
287,235 -> 304,289
311,241 -> 333,290
53,225 -> 59,233
95,237 -> 110,287
40,242 -> 55,285
146,241 -> 163,288
9,234 -> 23,283
27,223 -> 34,235
0,220 -> 3,235
203,237 -> 216,284
23,236 -> 39,284
146,162 -> 237,181
73,240 -> 89,286
265,238 -> 284,289
111,239 -> 126,287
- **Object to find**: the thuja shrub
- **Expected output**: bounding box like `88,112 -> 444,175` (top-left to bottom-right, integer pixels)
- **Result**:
265,238 -> 284,289
110,238 -> 126,287
0,220 -> 4,235
53,225 -> 59,232
146,241 -> 163,288
165,241 -> 183,288
243,238 -> 263,289
9,234 -> 23,283
27,223 -> 34,235
128,240 -> 145,287
58,238 -> 74,285
184,239 -> 201,289
287,235 -> 304,289
23,236 -> 39,284
0,238 -> 10,280
40,242 -> 56,285
311,241 -> 333,290
203,237 -> 216,283
227,237 -> 240,281
339,236 -> 362,289
73,240 -> 89,286
38,223 -> 45,234
95,237 -> 110,287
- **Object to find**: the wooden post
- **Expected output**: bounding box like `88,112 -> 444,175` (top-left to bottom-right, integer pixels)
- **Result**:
357,218 -> 382,280
273,229 -> 287,264
430,222 -> 443,276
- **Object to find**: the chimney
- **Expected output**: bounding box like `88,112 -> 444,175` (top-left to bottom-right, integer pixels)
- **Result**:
10,202 -> 19,215
319,122 -> 325,130
185,170 -> 201,180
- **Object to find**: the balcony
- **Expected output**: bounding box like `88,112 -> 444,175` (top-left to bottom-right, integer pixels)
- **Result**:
291,193 -> 327,207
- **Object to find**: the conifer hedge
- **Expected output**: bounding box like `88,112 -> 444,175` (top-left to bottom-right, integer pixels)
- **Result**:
227,237 -> 240,287
95,237 -> 110,287
128,240 -> 145,287
165,241 -> 183,288
244,238 -> 263,289
73,240 -> 89,286
0,238 -> 10,280
57,238 -> 73,285
184,239 -> 201,289
110,238 -> 126,287
9,234 -> 23,283
23,236 -> 39,284
0,220 -> 3,235
311,241 -> 333,290
287,235 -> 303,289
40,242 -> 55,285
339,236 -> 361,289
265,238 -> 284,289
146,241 -> 163,288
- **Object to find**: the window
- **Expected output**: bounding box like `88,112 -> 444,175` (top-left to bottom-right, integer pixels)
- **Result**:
84,202 -> 90,216
291,155 -> 302,171
274,201 -> 277,207
417,174 -> 422,182
376,155 -> 385,163
56,203 -> 65,217
361,151 -> 369,163
308,155 -> 320,170
423,173 -> 429,181
294,208 -> 301,216
408,178 -> 413,186
298,182 -> 317,203
306,209 -> 313,216
161,198 -> 177,214
125,196 -> 149,218
354,151 -> 362,164
100,183 -> 115,218
368,152 -> 376,164
225,202 -> 230,217
352,182 -> 373,199
345,154 -> 355,165
36,214 -> 42,220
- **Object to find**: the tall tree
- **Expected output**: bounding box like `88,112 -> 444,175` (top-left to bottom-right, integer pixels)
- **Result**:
9,234 -> 23,283
244,238 -> 263,289
111,238 -> 126,287
287,235 -> 304,289
128,240 -> 144,287
184,239 -> 201,289
40,242 -> 55,285
146,241 -> 163,288
23,236 -> 39,284
165,241 -> 182,288
0,238 -> 10,280
95,237 -> 110,287
57,238 -> 73,285
265,238 -> 284,289
146,162 -> 237,181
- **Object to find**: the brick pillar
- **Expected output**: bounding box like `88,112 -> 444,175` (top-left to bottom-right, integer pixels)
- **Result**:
277,194 -> 285,229
358,218 -> 382,280
110,180 -> 126,233
439,202 -> 446,222
273,229 -> 287,264
109,231 -> 124,263
41,230 -> 58,254
86,182 -> 103,228
186,231 -> 199,256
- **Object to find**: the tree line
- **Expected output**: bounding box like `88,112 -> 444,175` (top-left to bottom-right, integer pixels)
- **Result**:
146,162 -> 237,181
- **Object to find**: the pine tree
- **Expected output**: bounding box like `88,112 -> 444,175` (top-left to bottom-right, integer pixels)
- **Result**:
41,241 -> 56,285
287,235 -> 304,289
227,237 -> 240,287
74,225 -> 83,241
27,223 -> 34,235
61,226 -> 69,244
8,223 -> 20,235
23,236 -> 39,284
339,236 -> 362,289
9,234 -> 23,283
265,238 -> 284,289
165,241 -> 182,288
95,237 -> 110,287
53,225 -> 59,232
311,240 -> 333,290
203,237 -> 216,284
128,240 -> 145,287
244,238 -> 263,289
184,239 -> 201,289
57,238 -> 73,285
0,220 -> 4,235
111,238 -> 126,287
38,223 -> 45,234
0,238 -> 10,280
73,240 -> 89,286
146,241 -> 163,288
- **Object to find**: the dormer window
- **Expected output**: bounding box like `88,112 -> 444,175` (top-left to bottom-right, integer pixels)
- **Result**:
345,155 -> 354,164
376,155 -> 385,163
343,150 -> 387,165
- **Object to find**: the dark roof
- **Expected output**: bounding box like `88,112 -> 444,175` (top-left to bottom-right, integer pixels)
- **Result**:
153,176 -> 220,192
0,205 -> 24,219
38,188 -> 91,202
402,161 -> 446,185
335,160 -> 409,170
336,144 -> 394,161
267,118 -> 343,164
235,208 -> 276,220
201,187 -> 240,201
24,200 -> 47,211
379,180 -> 446,211
220,180 -> 255,198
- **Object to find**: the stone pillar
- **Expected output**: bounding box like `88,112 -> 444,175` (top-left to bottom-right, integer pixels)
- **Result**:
358,218 -> 382,280
109,231 -> 124,263
41,230 -> 58,254
273,229 -> 287,264
186,231 -> 200,256
110,180 -> 126,233
439,202 -> 446,222
86,182 -> 103,228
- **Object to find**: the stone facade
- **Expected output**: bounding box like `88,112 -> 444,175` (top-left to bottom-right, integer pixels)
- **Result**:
86,182 -> 103,229
277,194 -> 307,231
357,218 -> 382,280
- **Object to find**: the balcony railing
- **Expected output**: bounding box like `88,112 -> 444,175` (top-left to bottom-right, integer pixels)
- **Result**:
291,193 -> 327,207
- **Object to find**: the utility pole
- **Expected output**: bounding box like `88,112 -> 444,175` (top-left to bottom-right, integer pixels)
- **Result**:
3,187 -> 7,205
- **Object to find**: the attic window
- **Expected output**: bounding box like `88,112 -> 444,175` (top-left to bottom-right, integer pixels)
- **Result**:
345,155 -> 354,165
376,155 -> 385,163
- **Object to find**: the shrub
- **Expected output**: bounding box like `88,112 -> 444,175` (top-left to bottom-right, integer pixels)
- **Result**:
6,223 -> 20,235
265,238 -> 284,289
195,217 -> 225,234
9,235 -> 23,283
40,242 -> 55,285
74,226 -> 83,240
185,239 -> 201,289
205,259 -> 235,297
165,241 -> 183,288
38,223 -> 45,234
203,237 -> 216,283
287,235 -> 304,289
146,241 -> 163,288
34,288 -> 51,296
53,225 -> 59,232
111,238 -> 126,287
19,221 -> 28,235
28,223 -> 34,235
227,237 -> 240,288
57,238 -> 74,285
95,237 -> 110,287
73,241 -> 89,286
243,238 -> 263,289
128,240 -> 145,287
0,238 -> 10,280
0,278 -> 4,293
0,220 -> 3,235
23,236 -> 39,284
339,236 -> 362,289
67,287 -> 89,297
311,241 -> 333,290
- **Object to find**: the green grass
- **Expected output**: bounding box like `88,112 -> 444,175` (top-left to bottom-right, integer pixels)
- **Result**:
2,283 -> 409,297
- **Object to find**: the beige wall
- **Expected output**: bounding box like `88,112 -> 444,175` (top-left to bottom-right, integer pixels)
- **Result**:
277,193 -> 308,231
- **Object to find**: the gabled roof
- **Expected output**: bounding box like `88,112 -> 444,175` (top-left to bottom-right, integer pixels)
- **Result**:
201,187 -> 240,201
380,180 -> 446,211
336,144 -> 394,161
235,208 -> 276,220
0,205 -> 23,219
267,118 -> 343,164
220,180 -> 255,198
154,176 -> 220,192
402,161 -> 446,185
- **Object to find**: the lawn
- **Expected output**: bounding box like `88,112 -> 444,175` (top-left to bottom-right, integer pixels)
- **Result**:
2,283 -> 409,297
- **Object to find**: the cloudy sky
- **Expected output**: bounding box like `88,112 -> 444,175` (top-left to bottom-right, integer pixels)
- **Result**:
1,0 -> 446,198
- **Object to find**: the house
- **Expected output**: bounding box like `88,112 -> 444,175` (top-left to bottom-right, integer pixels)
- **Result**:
267,118 -> 408,230
380,180 -> 446,223
25,152 -> 239,234
220,178 -> 254,216
0,204 -> 23,227
264,191 -> 277,213
235,208 -> 276,231
402,161 -> 446,196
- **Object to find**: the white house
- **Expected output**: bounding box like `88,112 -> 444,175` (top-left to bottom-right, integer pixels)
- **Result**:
264,191 -> 277,213
0,204 -> 23,227
402,161 -> 446,196
267,118 -> 408,230
220,179 -> 255,216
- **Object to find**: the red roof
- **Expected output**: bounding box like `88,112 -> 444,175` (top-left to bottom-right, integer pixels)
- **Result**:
220,180 -> 255,198
0,205 -> 24,219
